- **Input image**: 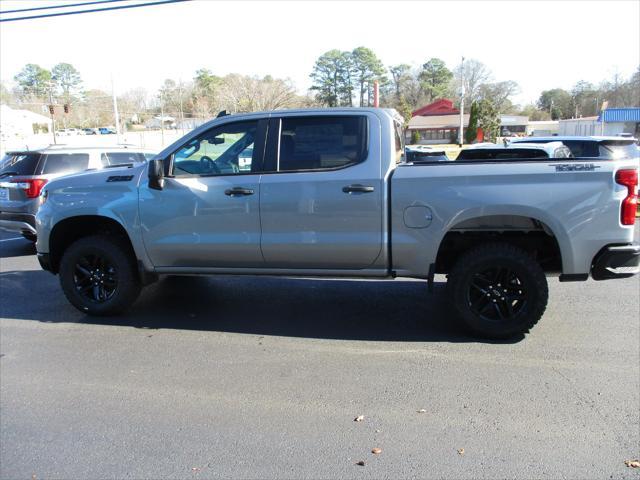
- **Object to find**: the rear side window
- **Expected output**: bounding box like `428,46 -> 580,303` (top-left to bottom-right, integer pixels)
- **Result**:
394,122 -> 404,164
598,141 -> 638,159
101,151 -> 146,166
277,116 -> 368,171
41,153 -> 90,174
0,153 -> 42,176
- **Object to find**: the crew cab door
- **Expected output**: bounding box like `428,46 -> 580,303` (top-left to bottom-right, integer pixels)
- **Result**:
259,114 -> 384,269
138,119 -> 267,268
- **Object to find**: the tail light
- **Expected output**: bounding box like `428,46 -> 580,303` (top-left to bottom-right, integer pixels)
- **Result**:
10,178 -> 48,199
615,169 -> 638,226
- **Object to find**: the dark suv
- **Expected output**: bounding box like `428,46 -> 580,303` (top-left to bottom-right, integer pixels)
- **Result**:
0,146 -> 154,241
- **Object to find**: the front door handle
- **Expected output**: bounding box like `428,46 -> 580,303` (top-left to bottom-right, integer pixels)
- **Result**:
224,187 -> 254,196
342,184 -> 375,194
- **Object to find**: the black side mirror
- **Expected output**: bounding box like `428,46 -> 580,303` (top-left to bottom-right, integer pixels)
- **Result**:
148,158 -> 165,190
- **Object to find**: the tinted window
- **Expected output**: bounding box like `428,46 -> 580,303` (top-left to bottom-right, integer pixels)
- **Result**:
101,151 -> 146,166
278,116 -> 367,171
0,153 -> 42,176
457,148 -> 549,161
598,141 -> 638,159
41,153 -> 90,174
394,122 -> 404,164
172,120 -> 258,176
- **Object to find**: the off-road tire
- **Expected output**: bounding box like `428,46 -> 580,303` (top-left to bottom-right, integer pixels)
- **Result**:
59,235 -> 141,316
447,242 -> 548,339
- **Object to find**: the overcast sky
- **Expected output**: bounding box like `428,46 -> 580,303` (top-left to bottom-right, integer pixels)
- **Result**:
1,0 -> 639,105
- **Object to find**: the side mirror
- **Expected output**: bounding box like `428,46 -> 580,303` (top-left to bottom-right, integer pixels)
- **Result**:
148,158 -> 165,190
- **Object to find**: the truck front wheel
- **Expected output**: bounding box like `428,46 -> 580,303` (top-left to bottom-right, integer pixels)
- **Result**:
447,243 -> 548,339
59,235 -> 141,316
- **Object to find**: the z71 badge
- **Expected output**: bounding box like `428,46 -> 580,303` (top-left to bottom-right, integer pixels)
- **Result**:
552,163 -> 601,172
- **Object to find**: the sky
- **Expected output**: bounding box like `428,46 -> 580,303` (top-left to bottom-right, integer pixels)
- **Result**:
1,0 -> 639,106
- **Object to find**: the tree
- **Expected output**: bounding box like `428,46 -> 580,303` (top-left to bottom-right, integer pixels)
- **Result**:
537,88 -> 573,119
454,58 -> 491,104
419,58 -> 453,103
0,82 -> 14,104
465,101 -> 479,143
309,49 -> 353,107
477,80 -> 520,113
476,99 -> 500,143
351,47 -> 386,107
518,103 -> 551,121
51,63 -> 82,102
397,94 -> 413,128
389,64 -> 411,100
217,74 -> 299,113
14,64 -> 52,98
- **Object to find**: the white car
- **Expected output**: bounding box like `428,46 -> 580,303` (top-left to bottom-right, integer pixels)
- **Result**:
457,141 -> 573,160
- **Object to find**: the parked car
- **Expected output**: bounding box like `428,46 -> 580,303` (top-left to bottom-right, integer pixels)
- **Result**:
83,128 -> 99,135
99,127 -> 116,135
35,108 -> 639,338
405,145 -> 450,162
456,141 -> 573,161
0,146 -> 156,242
510,136 -> 639,159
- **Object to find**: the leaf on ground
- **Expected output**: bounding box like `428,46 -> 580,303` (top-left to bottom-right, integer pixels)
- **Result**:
417,409 -> 427,413
625,460 -> 640,468
371,447 -> 382,454
356,460 -> 365,466
191,467 -> 200,472
457,448 -> 465,455
354,415 -> 364,422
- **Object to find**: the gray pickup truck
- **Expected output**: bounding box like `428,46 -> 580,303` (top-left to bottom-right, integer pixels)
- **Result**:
35,108 -> 639,338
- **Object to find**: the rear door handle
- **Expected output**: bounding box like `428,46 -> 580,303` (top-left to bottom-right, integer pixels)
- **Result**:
342,184 -> 375,194
224,187 -> 254,196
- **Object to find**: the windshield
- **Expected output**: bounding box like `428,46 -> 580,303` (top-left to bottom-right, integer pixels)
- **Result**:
0,153 -> 42,176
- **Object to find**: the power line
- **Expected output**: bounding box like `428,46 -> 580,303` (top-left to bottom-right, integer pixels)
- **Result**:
0,0 -> 129,15
0,0 -> 190,22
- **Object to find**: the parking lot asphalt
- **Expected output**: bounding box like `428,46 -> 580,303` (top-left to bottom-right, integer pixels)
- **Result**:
1,227 -> 639,479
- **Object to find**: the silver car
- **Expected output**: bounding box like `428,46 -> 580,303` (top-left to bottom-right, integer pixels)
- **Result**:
0,145 -> 155,241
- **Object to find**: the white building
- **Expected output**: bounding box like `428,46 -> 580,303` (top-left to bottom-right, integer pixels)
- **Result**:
0,104 -> 53,139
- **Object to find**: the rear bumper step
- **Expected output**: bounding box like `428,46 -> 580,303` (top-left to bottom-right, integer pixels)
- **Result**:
591,244 -> 640,280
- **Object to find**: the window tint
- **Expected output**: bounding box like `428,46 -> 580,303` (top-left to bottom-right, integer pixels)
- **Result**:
277,116 -> 367,171
0,153 -> 41,175
598,141 -> 638,159
101,151 -> 146,166
172,121 -> 258,176
41,153 -> 90,174
394,122 -> 404,164
457,148 -> 549,161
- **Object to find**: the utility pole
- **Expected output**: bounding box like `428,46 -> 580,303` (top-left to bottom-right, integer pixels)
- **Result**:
48,82 -> 57,145
111,75 -> 121,144
178,80 -> 185,136
159,90 -> 165,147
458,56 -> 465,147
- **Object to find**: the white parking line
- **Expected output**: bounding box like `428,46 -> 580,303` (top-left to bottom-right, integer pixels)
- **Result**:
0,237 -> 24,243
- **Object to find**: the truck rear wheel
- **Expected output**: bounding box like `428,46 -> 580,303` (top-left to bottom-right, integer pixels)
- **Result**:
447,243 -> 548,339
59,235 -> 141,316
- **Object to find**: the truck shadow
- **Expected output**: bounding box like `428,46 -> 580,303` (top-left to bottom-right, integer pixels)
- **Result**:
0,270 -> 523,344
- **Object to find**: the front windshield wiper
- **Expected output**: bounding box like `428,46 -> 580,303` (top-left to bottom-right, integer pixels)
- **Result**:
0,171 -> 18,178
105,163 -> 134,169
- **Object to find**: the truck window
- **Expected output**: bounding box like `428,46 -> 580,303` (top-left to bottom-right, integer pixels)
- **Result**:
101,152 -> 146,166
277,116 -> 367,171
41,153 -> 90,174
172,121 -> 258,176
394,122 -> 404,164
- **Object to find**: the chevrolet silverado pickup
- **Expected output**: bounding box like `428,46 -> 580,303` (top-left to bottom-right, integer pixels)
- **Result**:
35,109 -> 640,338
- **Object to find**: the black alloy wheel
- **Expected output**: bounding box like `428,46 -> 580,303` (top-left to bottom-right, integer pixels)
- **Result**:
466,266 -> 527,322
73,253 -> 118,303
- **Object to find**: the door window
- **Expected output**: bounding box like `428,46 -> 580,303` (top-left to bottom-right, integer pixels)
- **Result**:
277,116 -> 368,171
172,120 -> 259,176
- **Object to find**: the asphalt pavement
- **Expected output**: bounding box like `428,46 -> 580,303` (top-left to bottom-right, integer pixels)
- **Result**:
1,227 -> 639,479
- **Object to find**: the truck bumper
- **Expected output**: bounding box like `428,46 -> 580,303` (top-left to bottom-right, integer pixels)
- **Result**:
591,244 -> 640,280
0,212 -> 36,236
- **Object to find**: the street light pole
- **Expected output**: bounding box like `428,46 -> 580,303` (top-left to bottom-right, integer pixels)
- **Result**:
458,56 -> 465,147
111,75 -> 121,144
